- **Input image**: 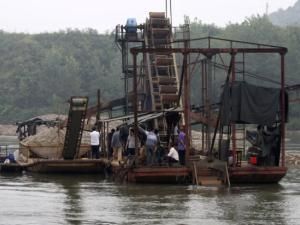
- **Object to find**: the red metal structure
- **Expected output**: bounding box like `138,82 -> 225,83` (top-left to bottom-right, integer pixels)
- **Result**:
130,36 -> 288,184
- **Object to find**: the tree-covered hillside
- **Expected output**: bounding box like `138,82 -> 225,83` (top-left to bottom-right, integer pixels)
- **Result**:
269,0 -> 300,27
0,29 -> 122,123
188,16 -> 300,129
1,16 -> 300,129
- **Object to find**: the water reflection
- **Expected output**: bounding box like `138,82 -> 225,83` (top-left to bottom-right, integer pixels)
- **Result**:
115,184 -> 191,224
0,169 -> 299,225
223,185 -> 287,225
27,173 -> 105,225
31,174 -> 85,225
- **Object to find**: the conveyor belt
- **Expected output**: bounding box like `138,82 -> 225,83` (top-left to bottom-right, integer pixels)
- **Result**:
62,97 -> 88,160
145,12 -> 179,111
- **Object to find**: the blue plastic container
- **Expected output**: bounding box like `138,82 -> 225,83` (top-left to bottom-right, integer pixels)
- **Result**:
126,18 -> 137,33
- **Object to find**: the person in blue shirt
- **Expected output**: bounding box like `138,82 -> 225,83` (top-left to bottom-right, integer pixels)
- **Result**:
139,126 -> 157,166
177,127 -> 186,165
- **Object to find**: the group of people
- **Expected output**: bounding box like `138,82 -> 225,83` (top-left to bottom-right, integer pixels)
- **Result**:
90,124 -> 186,167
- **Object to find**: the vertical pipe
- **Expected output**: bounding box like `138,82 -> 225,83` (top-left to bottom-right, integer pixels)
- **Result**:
96,89 -> 102,153
231,53 -> 236,167
103,122 -> 106,157
183,49 -> 190,164
280,53 -> 286,167
106,122 -> 109,159
165,0 -> 168,18
125,41 -> 129,115
133,52 -> 139,161
96,89 -> 100,128
203,61 -> 207,152
207,56 -> 212,156
170,0 -> 173,26
201,61 -> 205,152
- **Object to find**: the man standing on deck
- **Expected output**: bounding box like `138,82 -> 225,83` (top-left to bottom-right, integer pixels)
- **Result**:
90,126 -> 100,159
111,127 -> 123,163
177,127 -> 186,165
107,128 -> 115,159
139,126 -> 157,166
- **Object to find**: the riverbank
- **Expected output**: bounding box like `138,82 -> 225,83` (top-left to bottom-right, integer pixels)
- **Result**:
0,114 -> 67,136
0,124 -> 17,136
286,152 -> 300,167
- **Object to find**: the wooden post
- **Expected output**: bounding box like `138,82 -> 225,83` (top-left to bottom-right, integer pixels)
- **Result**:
96,89 -> 103,154
280,53 -> 286,167
183,51 -> 190,164
231,53 -> 237,167
133,52 -> 139,163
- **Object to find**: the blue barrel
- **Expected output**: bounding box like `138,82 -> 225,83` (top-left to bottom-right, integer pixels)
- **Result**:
126,18 -> 137,33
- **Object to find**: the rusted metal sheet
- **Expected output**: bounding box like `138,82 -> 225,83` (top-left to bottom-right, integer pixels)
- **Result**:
128,166 -> 191,184
160,85 -> 177,93
229,166 -> 287,183
161,94 -> 178,102
153,76 -> 177,85
131,47 -> 287,55
149,12 -> 165,18
25,159 -> 109,174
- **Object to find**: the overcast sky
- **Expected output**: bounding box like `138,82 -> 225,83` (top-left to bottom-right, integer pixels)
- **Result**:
0,0 -> 298,33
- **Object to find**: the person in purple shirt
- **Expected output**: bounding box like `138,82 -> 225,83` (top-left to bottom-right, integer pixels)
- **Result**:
177,127 -> 186,165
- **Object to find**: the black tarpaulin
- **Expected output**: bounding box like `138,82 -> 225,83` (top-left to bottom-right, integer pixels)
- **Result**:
220,81 -> 282,125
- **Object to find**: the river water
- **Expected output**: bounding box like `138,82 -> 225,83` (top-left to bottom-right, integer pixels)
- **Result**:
0,136 -> 300,224
0,169 -> 299,225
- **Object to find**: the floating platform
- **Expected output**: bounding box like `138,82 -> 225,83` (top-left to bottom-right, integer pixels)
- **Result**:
25,159 -> 109,174
0,157 -> 287,186
127,166 -> 191,184
229,166 -> 288,184
0,163 -> 24,172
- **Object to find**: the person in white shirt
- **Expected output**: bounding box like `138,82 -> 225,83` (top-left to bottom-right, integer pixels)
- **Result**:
167,143 -> 179,166
125,128 -> 139,157
90,126 -> 100,159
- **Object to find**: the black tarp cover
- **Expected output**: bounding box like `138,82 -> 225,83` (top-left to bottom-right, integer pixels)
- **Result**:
220,81 -> 282,125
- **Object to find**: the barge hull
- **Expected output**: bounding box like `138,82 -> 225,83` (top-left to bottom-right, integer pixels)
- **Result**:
26,159 -> 108,174
229,166 -> 287,184
127,166 -> 191,184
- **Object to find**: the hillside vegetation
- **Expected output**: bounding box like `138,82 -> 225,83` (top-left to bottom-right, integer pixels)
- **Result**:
269,0 -> 300,27
0,29 -> 122,123
1,16 -> 300,129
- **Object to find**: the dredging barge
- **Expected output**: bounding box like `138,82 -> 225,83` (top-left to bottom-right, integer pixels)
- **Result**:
103,12 -> 288,185
2,12 -> 289,186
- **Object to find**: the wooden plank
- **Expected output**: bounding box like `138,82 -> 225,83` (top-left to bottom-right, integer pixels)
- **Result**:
153,77 -> 176,85
198,176 -> 223,186
160,85 -> 177,93
150,18 -> 169,28
149,12 -> 165,18
156,56 -> 173,65
193,162 -> 199,185
152,28 -> 170,38
161,94 -> 178,102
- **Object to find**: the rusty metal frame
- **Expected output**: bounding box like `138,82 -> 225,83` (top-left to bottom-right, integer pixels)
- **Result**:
131,45 -> 287,166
